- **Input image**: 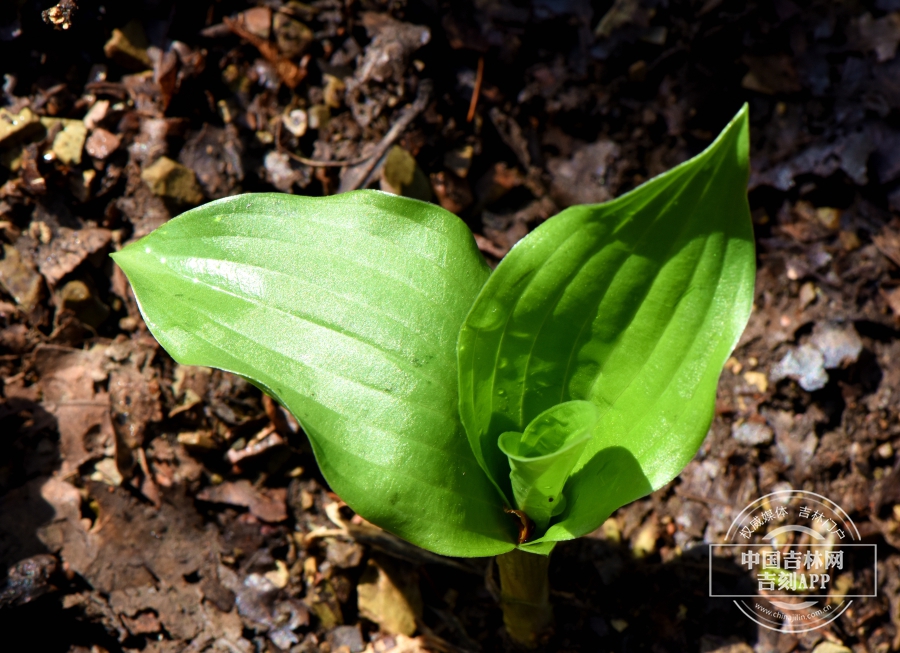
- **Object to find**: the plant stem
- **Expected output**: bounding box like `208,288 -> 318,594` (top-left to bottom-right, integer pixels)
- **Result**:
496,548 -> 553,647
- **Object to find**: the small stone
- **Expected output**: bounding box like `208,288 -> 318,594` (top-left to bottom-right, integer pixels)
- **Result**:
771,344 -> 828,392
732,421 -> 774,446
264,560 -> 289,589
307,104 -> 330,130
381,146 -> 432,202
281,109 -> 307,137
85,128 -> 121,160
83,100 -> 110,130
798,281 -> 817,308
104,20 -> 152,70
141,156 -> 204,205
299,489 -> 315,510
809,322 -> 863,369
816,206 -> 841,230
327,625 -> 365,653
743,371 -> 768,393
323,74 -> 345,109
274,8 -> 314,59
0,107 -> 41,146
264,150 -> 303,192
44,118 -> 87,165
0,244 -> 42,312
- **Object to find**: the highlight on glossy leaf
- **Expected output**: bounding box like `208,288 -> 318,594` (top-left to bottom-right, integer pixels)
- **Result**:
459,104 -> 755,550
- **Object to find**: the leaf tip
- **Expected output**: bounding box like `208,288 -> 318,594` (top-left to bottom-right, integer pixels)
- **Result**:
108,240 -> 141,275
703,103 -> 750,183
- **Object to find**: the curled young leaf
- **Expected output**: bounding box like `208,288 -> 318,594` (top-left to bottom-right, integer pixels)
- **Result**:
498,400 -> 599,533
459,105 -> 755,550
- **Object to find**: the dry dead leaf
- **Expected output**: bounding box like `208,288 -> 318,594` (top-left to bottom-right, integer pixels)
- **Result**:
37,227 -> 111,287
34,345 -> 115,477
196,480 -> 288,522
109,364 -> 162,450
357,555 -> 422,636
874,224 -> 900,267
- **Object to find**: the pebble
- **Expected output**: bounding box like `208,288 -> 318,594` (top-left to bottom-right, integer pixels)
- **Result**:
0,107 -> 40,146
85,128 -> 121,160
44,118 -> 87,165
732,421 -> 774,446
141,156 -> 204,205
809,322 -> 863,369
771,344 -> 828,391
281,109 -> 308,137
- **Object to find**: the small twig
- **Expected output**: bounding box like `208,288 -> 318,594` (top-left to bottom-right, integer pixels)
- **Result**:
302,527 -> 349,544
467,57 -> 484,123
338,80 -> 433,193
222,16 -> 307,89
226,424 -> 282,464
284,150 -> 374,168
275,116 -> 373,168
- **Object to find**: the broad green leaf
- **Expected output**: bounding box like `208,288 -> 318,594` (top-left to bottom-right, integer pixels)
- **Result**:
498,400 -> 598,532
112,191 -> 517,557
459,105 -> 755,549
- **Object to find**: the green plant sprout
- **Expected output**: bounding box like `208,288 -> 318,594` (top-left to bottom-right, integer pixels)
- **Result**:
112,105 -> 754,646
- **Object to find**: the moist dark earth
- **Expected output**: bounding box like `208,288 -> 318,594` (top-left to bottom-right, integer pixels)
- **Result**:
1,1 -> 899,652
